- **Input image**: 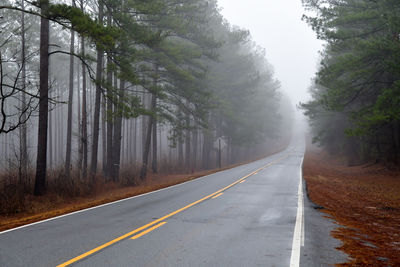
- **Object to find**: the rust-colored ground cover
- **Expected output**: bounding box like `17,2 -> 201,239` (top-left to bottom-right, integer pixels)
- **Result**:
0,150 -> 280,233
0,170 -> 218,232
303,148 -> 400,266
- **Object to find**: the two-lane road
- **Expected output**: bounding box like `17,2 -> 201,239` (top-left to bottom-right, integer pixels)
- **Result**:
0,138 -> 343,266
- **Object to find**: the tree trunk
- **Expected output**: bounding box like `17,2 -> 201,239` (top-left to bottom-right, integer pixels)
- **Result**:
151,64 -> 158,174
77,49 -> 82,175
19,0 -> 28,186
178,108 -> 183,169
81,33 -> 88,179
101,93 -> 107,173
142,91 -> 149,162
65,0 -> 75,178
202,129 -> 211,170
151,99 -> 157,174
178,136 -> 183,169
90,0 -> 104,177
112,80 -> 125,181
140,93 -> 156,180
185,111 -> 190,172
104,10 -> 113,178
128,119 -> 133,163
133,118 -> 137,164
105,59 -> 113,179
192,126 -> 198,171
34,0 -> 50,195
57,86 -> 62,166
48,95 -> 52,169
159,125 -> 162,164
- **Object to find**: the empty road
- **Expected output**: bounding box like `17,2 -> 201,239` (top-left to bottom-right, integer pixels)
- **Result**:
0,138 -> 345,266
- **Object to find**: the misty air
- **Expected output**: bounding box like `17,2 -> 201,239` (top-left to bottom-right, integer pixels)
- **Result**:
0,0 -> 399,266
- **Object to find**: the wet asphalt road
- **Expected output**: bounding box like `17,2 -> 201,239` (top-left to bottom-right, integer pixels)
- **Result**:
0,138 -> 346,267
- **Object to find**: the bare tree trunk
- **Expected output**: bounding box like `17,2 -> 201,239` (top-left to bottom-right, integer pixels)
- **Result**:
128,119 -> 133,163
55,89 -> 59,166
168,130 -> 173,166
185,111 -> 191,172
19,0 -> 28,185
105,61 -> 113,179
141,100 -> 147,162
101,93 -> 107,173
151,101 -> 157,174
159,126 -> 162,166
192,126 -> 198,171
57,86 -> 63,166
88,81 -> 93,136
81,33 -> 88,179
151,65 -> 158,174
197,131 -> 202,169
178,139 -> 183,167
133,118 -> 137,164
34,1 -> 50,195
55,88 -> 59,166
140,93 -> 156,180
122,120 -> 126,166
77,49 -> 82,174
178,133 -> 183,169
104,11 -> 113,178
90,0 -> 104,177
202,129 -> 211,170
48,94 -> 52,169
112,80 -> 125,181
65,2 -> 75,178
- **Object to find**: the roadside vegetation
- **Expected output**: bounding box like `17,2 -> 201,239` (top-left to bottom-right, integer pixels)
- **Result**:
304,146 -> 400,266
301,0 -> 400,265
301,0 -> 400,166
0,149 -> 287,232
0,0 -> 292,217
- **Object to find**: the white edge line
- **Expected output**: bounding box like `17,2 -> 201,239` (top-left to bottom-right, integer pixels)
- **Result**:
289,154 -> 305,267
0,171 -> 216,235
0,153 -> 284,235
301,156 -> 305,247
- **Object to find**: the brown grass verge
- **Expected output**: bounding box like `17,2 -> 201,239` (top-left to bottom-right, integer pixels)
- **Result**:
0,150 -> 283,232
303,147 -> 400,266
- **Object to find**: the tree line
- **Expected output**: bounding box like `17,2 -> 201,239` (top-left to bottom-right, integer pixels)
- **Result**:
301,0 -> 400,165
0,0 -> 291,198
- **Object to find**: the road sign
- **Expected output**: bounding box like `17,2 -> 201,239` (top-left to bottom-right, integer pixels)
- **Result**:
213,137 -> 227,150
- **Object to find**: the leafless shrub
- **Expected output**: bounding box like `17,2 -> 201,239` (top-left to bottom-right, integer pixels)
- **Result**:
0,172 -> 25,214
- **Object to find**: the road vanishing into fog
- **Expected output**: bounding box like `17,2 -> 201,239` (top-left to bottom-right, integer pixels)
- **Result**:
0,137 -> 346,267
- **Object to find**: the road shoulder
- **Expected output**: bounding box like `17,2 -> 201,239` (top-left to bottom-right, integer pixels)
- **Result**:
301,178 -> 348,267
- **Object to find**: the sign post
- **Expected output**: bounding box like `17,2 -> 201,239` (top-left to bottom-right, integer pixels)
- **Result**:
218,138 -> 221,169
214,137 -> 226,169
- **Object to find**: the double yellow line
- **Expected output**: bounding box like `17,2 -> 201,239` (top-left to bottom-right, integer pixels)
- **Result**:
57,156 -> 287,267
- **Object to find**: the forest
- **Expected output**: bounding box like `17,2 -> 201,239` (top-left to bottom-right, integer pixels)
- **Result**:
0,0 -> 292,209
301,0 -> 400,165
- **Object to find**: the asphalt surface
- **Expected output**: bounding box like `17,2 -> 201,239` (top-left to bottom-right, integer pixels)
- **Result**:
0,138 -> 346,266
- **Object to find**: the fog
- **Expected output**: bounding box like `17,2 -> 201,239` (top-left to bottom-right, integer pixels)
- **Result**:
217,0 -> 324,106
1,0 -> 298,198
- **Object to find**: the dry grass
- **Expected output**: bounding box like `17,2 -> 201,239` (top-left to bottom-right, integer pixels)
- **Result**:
303,148 -> 400,266
0,169 -> 215,232
0,147 -> 286,232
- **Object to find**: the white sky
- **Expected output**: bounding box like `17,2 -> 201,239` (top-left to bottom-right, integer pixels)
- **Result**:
217,0 -> 324,107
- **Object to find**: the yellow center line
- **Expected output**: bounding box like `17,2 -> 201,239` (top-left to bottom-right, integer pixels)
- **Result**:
239,180 -> 246,184
57,155 -> 288,267
130,222 -> 166,240
211,193 -> 223,199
